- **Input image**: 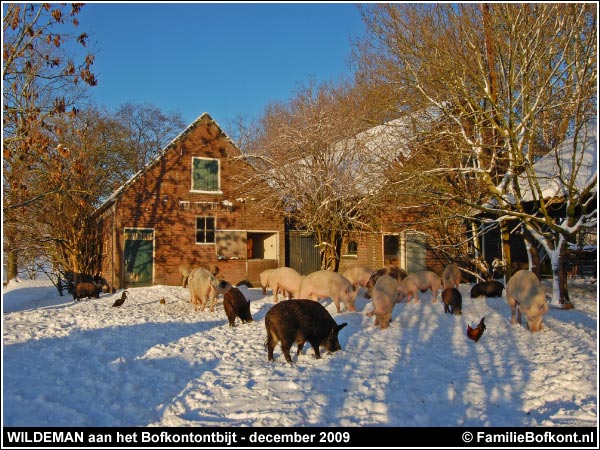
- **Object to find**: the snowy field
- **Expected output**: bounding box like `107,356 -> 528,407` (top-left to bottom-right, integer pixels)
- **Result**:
2,276 -> 597,428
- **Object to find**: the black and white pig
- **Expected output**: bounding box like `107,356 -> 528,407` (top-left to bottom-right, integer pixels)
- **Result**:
223,287 -> 253,327
264,300 -> 348,363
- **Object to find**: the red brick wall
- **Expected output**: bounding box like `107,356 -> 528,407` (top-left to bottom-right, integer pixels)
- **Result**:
339,232 -> 383,273
337,207 -> 449,276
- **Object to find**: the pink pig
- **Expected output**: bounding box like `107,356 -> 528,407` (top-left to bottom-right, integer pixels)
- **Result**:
505,270 -> 549,333
441,263 -> 461,289
397,270 -> 442,303
188,268 -> 232,312
267,267 -> 303,303
259,269 -> 274,295
366,274 -> 398,329
298,270 -> 358,313
342,266 -> 374,288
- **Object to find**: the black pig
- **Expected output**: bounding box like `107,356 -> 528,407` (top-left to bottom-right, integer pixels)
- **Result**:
223,287 -> 253,327
441,287 -> 462,315
265,300 -> 348,363
471,280 -> 504,298
73,282 -> 102,301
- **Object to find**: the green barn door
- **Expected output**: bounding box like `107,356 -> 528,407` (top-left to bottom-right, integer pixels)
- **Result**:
123,228 -> 154,288
403,231 -> 427,273
287,231 -> 321,275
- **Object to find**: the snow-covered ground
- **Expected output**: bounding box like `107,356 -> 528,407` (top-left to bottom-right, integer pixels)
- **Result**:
2,276 -> 597,427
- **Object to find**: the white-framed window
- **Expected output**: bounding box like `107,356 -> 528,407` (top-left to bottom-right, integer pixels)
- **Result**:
191,157 -> 221,193
214,230 -> 278,260
342,239 -> 359,259
196,216 -> 216,244
347,240 -> 358,255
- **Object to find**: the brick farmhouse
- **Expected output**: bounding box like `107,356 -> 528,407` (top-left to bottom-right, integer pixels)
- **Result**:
96,113 -> 285,290
96,113 -> 454,290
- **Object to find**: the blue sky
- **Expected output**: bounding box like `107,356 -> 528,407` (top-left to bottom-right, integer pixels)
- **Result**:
77,2 -> 365,128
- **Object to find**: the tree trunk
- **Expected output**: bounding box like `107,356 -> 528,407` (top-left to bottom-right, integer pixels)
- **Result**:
521,226 -> 541,280
333,234 -> 342,272
556,246 -> 574,309
549,237 -> 574,309
558,259 -> 572,308
500,220 -> 512,285
317,228 -> 343,272
6,248 -> 19,281
470,221 -> 489,280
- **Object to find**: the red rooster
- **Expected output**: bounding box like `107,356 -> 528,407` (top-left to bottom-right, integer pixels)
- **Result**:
467,317 -> 486,342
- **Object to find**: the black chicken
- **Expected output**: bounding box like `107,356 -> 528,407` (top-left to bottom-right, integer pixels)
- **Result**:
112,291 -> 128,307
467,317 -> 486,342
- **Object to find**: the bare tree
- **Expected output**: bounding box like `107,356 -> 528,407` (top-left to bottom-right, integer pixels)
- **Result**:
355,3 -> 597,305
236,80 -> 389,270
114,102 -> 186,177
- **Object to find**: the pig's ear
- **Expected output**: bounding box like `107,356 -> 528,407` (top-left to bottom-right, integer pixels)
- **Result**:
337,322 -> 348,332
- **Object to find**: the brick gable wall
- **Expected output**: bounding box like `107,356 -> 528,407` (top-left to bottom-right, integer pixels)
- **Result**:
98,115 -> 285,289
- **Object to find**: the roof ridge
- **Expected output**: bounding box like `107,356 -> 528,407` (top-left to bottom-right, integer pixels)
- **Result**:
96,112 -> 238,214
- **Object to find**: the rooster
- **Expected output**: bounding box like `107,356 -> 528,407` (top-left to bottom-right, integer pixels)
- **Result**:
112,291 -> 128,307
467,317 -> 486,342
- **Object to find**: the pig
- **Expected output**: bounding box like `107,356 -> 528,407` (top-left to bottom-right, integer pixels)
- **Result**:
505,270 -> 549,332
265,299 -> 348,363
441,287 -> 462,315
342,266 -> 374,289
259,269 -> 274,295
73,282 -> 103,301
365,266 -> 408,299
470,280 -> 504,298
179,263 -> 193,288
223,287 -> 253,327
397,270 -> 442,303
298,270 -> 358,313
205,264 -> 220,277
366,274 -> 398,329
267,267 -> 303,303
442,263 -> 462,289
65,272 -> 113,295
188,268 -> 232,312
90,275 -> 114,294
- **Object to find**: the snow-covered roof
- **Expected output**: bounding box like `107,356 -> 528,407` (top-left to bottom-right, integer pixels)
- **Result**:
516,121 -> 597,202
328,108 -> 442,194
342,107 -> 442,157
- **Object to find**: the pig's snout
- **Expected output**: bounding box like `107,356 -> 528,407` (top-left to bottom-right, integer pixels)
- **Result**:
327,341 -> 342,352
